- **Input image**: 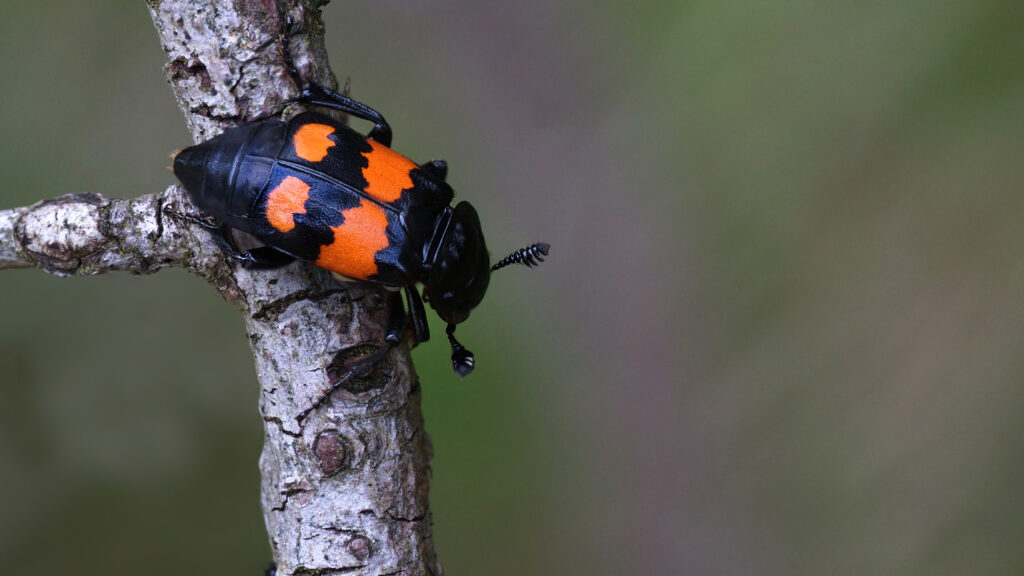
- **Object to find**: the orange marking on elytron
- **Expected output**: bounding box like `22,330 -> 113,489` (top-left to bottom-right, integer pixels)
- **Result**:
293,123 -> 336,162
315,199 -> 390,279
362,139 -> 417,203
266,175 -> 310,233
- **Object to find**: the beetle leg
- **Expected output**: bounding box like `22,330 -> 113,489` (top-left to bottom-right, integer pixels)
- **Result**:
383,289 -> 407,346
279,16 -> 304,91
279,15 -> 393,146
162,207 -> 220,231
421,159 -> 448,182
235,246 -> 298,269
211,225 -> 297,270
165,209 -> 295,269
404,286 -> 431,346
299,84 -> 394,147
296,291 -> 406,424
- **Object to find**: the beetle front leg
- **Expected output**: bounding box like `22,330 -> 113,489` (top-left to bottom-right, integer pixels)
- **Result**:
296,290 -> 406,424
404,286 -> 430,345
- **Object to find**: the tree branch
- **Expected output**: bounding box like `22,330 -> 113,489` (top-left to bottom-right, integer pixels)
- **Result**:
0,1 -> 440,574
0,190 -> 225,277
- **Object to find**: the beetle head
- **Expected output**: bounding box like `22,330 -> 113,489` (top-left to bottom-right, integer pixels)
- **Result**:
424,201 -> 491,326
424,201 -> 550,377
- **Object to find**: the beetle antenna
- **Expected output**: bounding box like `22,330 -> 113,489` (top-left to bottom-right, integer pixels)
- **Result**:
491,242 -> 550,272
446,323 -> 475,376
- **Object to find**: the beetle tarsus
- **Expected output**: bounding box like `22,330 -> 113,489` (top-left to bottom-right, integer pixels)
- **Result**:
280,15 -> 304,93
163,207 -> 220,231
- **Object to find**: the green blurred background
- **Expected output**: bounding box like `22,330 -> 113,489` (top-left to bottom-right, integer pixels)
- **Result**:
2,1 -> 1024,574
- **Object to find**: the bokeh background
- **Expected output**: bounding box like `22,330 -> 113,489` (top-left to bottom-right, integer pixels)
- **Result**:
2,1 -> 1023,574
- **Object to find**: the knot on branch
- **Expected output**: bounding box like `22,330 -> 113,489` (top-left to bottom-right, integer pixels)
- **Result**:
16,194 -> 111,274
8,191 -> 186,277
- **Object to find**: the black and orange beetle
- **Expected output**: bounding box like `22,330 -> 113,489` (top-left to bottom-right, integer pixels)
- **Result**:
171,21 -> 548,409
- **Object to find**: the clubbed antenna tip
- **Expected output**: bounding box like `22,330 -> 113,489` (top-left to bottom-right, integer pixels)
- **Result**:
491,242 -> 550,272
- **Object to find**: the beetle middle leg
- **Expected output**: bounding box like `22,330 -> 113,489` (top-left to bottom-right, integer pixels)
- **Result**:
211,226 -> 297,269
164,208 -> 296,269
404,286 -> 430,345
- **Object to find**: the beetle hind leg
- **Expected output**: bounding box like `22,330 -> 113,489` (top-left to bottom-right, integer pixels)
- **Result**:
296,82 -> 393,146
279,15 -> 393,146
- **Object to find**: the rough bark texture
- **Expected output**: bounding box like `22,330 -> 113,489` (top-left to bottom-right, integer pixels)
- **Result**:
1,1 -> 440,574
